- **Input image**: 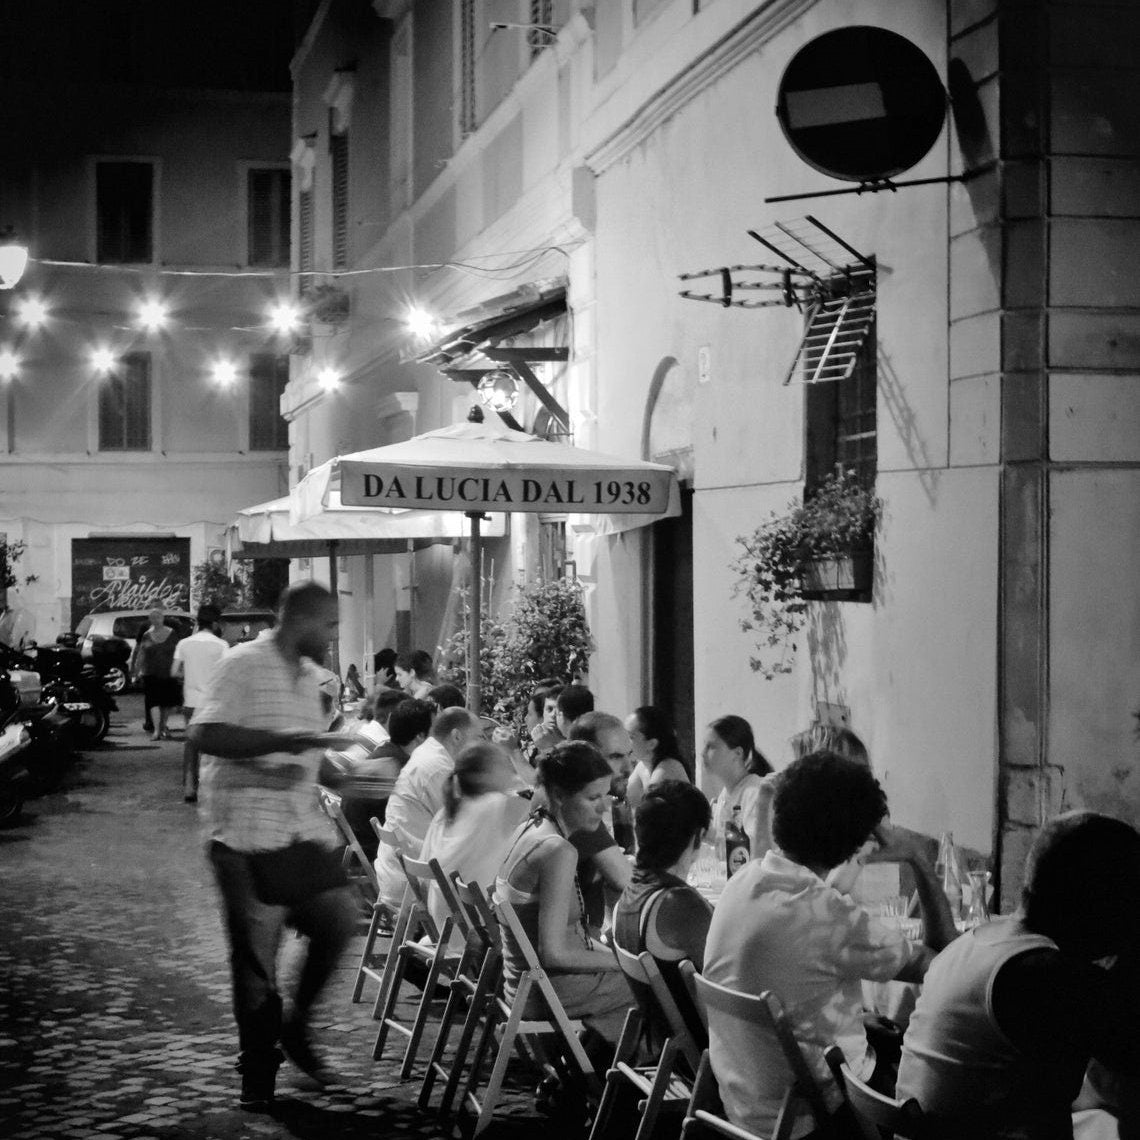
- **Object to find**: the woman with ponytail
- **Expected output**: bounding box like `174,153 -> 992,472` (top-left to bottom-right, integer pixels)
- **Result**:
495,741 -> 630,1050
702,714 -> 776,861
419,741 -> 529,942
623,705 -> 693,810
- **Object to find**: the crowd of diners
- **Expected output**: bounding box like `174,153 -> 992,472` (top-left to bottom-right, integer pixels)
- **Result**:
328,675 -> 1140,1140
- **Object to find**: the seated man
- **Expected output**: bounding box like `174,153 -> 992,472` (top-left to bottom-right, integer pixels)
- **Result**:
339,698 -> 432,861
703,750 -> 955,1140
373,706 -> 485,906
613,780 -> 713,1048
567,710 -> 634,930
898,811 -> 1140,1140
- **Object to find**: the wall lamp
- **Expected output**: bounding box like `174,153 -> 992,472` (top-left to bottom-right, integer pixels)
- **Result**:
0,227 -> 29,290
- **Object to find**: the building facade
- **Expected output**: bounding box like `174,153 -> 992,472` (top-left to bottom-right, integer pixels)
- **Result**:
287,0 -> 1140,905
0,2 -> 295,639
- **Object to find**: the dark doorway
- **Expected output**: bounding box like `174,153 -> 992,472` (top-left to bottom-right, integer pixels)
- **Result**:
651,487 -> 695,763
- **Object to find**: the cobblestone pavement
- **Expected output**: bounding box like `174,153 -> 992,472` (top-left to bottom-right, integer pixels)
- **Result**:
0,696 -> 545,1140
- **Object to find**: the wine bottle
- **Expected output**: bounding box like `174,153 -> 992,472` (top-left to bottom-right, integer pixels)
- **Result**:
725,805 -> 750,878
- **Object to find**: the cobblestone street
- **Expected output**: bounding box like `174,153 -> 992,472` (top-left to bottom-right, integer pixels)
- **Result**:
0,696 -> 540,1140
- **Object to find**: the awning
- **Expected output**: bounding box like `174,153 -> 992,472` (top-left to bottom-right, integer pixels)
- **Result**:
227,495 -> 508,560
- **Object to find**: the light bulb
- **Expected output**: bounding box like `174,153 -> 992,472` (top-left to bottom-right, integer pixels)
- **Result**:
90,346 -> 116,374
137,297 -> 169,332
317,366 -> 340,392
211,359 -> 239,387
405,305 -> 437,339
15,296 -> 48,329
0,347 -> 19,381
268,300 -> 302,335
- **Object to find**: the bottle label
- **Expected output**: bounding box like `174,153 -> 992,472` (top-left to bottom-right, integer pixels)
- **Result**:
727,843 -> 749,875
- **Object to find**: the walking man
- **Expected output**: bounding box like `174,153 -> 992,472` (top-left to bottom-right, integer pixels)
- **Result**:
188,580 -> 356,1112
172,603 -> 226,803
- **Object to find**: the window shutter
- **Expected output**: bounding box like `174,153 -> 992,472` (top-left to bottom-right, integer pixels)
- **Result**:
330,133 -> 349,270
459,0 -> 477,137
96,162 -> 153,264
98,353 -> 151,450
298,188 -> 314,295
249,354 -> 290,451
248,169 -> 290,267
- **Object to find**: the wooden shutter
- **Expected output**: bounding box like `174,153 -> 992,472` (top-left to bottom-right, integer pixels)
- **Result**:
96,162 -> 153,263
248,168 -> 290,267
248,354 -> 290,451
330,133 -> 349,270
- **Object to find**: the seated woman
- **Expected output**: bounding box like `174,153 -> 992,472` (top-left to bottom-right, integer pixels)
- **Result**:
419,740 -> 530,945
701,714 -> 775,859
495,741 -> 631,1054
703,751 -> 956,1140
623,706 -> 693,811
613,780 -> 712,1048
898,812 -> 1140,1140
395,649 -> 435,700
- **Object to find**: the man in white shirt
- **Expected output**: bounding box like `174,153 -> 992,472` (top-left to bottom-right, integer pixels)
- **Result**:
172,604 -> 226,804
374,705 -> 485,905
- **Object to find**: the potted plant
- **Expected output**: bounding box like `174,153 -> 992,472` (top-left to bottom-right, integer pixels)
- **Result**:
306,282 -> 350,327
732,469 -> 881,679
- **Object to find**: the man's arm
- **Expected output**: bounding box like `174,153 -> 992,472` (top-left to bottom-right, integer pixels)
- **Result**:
872,822 -> 958,952
188,721 -> 337,761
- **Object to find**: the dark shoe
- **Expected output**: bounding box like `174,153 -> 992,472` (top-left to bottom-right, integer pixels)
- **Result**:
239,1072 -> 275,1113
143,721 -> 154,733
281,1020 -> 341,1087
183,794 -> 198,804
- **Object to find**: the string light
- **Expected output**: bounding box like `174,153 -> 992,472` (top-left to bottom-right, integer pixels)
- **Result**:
268,299 -> 302,335
211,359 -> 239,387
405,306 -> 437,339
90,346 -> 116,374
137,297 -> 169,332
15,296 -> 49,329
0,347 -> 20,381
317,366 -> 340,392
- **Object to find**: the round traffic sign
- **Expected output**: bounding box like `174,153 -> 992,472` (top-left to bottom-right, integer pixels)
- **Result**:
776,26 -> 946,182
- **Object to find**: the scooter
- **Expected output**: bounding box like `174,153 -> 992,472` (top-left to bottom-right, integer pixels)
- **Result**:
0,678 -> 78,824
1,642 -> 115,745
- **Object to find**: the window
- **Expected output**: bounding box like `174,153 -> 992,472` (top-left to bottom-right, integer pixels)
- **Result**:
459,0 -> 477,137
389,18 -> 414,212
529,0 -> 554,58
329,128 -> 349,270
99,353 -> 151,451
298,187 -> 314,296
248,354 -> 290,451
804,316 -> 877,492
538,518 -> 567,580
247,168 -> 290,267
96,161 -> 153,263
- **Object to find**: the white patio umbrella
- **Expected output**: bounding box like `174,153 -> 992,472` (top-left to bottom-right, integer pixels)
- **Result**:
291,410 -> 679,711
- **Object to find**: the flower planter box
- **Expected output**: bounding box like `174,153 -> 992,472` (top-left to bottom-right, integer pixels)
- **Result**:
800,551 -> 873,598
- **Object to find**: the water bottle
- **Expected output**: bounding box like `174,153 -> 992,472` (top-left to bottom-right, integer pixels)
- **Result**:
936,831 -> 964,922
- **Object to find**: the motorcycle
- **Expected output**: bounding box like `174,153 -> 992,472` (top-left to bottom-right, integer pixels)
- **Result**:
0,677 -> 78,824
1,642 -> 115,745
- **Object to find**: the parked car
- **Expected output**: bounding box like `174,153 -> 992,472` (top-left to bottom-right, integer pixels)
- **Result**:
73,610 -> 193,692
218,610 -> 276,648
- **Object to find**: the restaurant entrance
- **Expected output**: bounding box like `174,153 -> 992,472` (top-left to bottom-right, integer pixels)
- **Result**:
651,486 -> 695,761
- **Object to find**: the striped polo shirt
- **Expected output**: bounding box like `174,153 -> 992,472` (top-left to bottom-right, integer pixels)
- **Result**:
193,636 -> 337,852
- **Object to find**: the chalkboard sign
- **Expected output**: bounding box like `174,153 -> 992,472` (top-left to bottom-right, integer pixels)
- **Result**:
776,26 -> 946,183
71,538 -> 191,629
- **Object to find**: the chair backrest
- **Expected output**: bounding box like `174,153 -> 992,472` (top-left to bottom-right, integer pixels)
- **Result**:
371,816 -> 400,850
612,943 -> 702,1072
427,858 -> 476,945
319,785 -> 379,892
678,959 -> 707,1031
823,1045 -> 927,1140
398,854 -> 448,945
452,875 -> 501,953
692,972 -> 832,1132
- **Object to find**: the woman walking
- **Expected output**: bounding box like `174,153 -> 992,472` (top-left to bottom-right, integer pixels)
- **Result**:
130,608 -> 181,741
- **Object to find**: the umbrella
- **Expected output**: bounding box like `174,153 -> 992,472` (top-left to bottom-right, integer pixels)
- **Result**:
292,410 -> 679,711
228,495 -> 507,560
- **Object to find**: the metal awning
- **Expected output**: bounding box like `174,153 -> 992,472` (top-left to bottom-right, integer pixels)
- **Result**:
415,282 -> 571,434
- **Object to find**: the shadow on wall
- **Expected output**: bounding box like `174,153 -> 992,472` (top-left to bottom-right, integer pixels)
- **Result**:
878,343 -> 941,507
806,601 -> 848,714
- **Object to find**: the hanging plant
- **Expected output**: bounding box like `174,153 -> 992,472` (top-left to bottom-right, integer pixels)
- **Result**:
732,469 -> 881,679
307,283 -> 350,326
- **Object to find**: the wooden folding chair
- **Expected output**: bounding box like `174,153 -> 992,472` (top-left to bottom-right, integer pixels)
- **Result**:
372,853 -> 463,1079
460,895 -> 602,1137
588,945 -> 700,1140
418,873 -> 503,1117
680,1048 -> 764,1140
689,973 -> 835,1140
317,785 -> 378,904
348,818 -> 399,1004
823,1045 -> 928,1139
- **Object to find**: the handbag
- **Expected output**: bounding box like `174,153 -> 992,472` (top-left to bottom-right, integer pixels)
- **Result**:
247,840 -> 348,906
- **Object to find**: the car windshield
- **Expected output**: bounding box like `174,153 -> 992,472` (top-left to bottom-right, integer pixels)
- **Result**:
112,617 -> 150,640
76,617 -> 93,638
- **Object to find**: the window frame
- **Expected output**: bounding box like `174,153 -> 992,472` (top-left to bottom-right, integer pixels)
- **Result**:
92,156 -> 159,265
242,162 -> 291,269
329,122 -> 349,271
97,351 -> 152,452
247,353 -> 291,452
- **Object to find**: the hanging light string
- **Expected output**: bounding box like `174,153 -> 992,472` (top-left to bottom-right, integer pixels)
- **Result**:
29,242 -> 578,280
